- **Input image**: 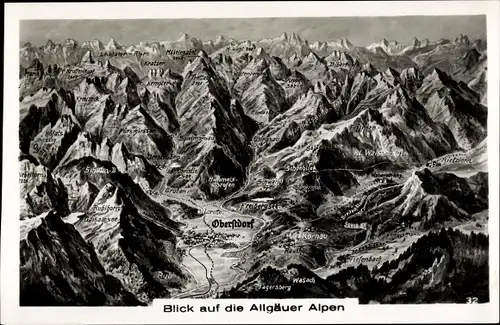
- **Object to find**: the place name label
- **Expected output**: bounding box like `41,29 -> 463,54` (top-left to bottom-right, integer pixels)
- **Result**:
147,188 -> 185,196
198,208 -> 223,215
45,130 -> 64,137
226,46 -> 254,53
260,285 -> 291,292
286,231 -> 328,240
209,176 -> 237,182
143,211 -> 157,219
253,109 -> 270,115
349,241 -> 385,253
287,78 -> 303,83
160,188 -> 185,194
395,231 -> 419,239
211,218 -> 255,229
76,96 -> 99,102
134,51 -> 150,58
156,272 -> 175,280
147,80 -> 176,87
84,215 -> 119,222
293,184 -> 321,192
121,128 -> 155,135
240,71 -> 262,77
251,303 -> 344,313
90,205 -> 121,213
353,148 -> 408,158
340,255 -> 382,264
153,163 -> 169,170
255,179 -> 283,187
192,79 -> 207,86
241,202 -> 283,211
352,124 -> 379,133
209,176 -> 238,189
19,171 -> 45,178
426,155 -> 473,166
220,250 -> 242,258
31,144 -> 49,155
284,78 -> 306,88
144,61 -> 164,66
373,178 -> 393,184
339,200 -> 364,218
292,277 -> 316,284
328,61 -> 351,67
372,172 -> 403,178
67,70 -> 95,79
83,166 -> 116,174
284,247 -> 308,254
284,164 -> 315,172
251,136 -> 280,146
285,83 -> 304,89
183,166 -> 197,173
165,49 -> 197,56
183,135 -> 215,142
19,171 -> 44,183
66,68 -> 95,75
34,136 -> 57,144
344,222 -> 369,230
178,172 -> 196,181
99,51 -> 128,57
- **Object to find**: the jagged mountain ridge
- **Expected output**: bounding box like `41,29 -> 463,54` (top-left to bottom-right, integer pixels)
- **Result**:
20,33 -> 485,71
19,28 -> 489,306
20,210 -> 144,306
220,228 -> 489,303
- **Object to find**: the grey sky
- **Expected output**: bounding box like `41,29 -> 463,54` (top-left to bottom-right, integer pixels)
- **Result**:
20,16 -> 486,47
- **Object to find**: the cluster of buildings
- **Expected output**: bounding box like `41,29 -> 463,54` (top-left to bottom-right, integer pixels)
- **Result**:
181,229 -> 241,247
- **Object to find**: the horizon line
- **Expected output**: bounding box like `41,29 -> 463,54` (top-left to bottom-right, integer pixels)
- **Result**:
20,32 -> 485,48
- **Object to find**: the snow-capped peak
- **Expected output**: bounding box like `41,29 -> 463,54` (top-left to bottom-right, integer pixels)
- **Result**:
454,34 -> 470,46
215,35 -> 225,44
163,68 -> 172,78
80,51 -> 94,64
178,33 -> 190,42
304,51 -> 321,63
326,37 -> 354,50
289,32 -> 303,44
106,38 -> 122,50
340,37 -> 353,48
103,59 -> 113,70
367,38 -> 405,55
278,32 -> 288,41
198,49 -> 209,59
310,40 -> 323,49
82,40 -> 104,51
45,40 -> 55,48
254,47 -> 268,59
64,38 -> 78,47
426,68 -> 449,84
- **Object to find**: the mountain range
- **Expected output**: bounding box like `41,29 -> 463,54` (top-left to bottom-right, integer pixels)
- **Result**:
19,31 -> 489,305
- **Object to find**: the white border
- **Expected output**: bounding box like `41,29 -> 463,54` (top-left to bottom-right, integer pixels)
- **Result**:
2,2 -> 499,324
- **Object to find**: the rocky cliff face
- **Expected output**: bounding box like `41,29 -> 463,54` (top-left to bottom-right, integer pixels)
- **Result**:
167,50 -> 253,198
20,156 -> 70,220
20,211 -> 143,306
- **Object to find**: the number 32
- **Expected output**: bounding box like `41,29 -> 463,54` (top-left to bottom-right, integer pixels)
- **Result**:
466,297 -> 478,304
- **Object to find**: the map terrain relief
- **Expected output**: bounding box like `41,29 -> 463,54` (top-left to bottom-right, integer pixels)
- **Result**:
19,17 -> 489,305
